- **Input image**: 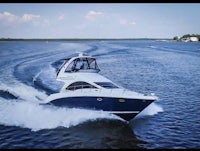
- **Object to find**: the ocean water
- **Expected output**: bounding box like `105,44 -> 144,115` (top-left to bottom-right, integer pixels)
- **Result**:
0,40 -> 199,149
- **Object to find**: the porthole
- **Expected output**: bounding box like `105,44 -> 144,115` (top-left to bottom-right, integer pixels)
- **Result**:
118,99 -> 125,102
97,98 -> 103,101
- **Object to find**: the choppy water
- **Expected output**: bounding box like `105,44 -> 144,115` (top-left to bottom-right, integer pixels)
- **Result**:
0,40 -> 199,149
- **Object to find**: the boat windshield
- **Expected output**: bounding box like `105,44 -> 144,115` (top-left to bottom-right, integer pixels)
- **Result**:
65,57 -> 100,73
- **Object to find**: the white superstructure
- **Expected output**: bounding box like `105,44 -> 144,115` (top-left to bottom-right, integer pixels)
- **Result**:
44,53 -> 158,121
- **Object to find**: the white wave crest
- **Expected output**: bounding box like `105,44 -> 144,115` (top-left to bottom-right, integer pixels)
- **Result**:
0,98 -> 120,131
135,102 -> 164,118
32,65 -> 64,92
0,82 -> 47,102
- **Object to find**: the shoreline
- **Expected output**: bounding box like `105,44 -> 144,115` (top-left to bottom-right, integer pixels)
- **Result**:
0,38 -> 172,42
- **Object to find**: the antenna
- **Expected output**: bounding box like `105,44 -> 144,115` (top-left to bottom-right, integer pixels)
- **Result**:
78,52 -> 83,57
78,52 -> 89,57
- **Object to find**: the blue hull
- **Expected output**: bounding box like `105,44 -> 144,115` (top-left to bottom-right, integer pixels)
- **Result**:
48,96 -> 154,121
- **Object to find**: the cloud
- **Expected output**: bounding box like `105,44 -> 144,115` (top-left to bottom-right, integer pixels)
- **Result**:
58,14 -> 64,21
85,10 -> 103,21
119,18 -> 136,26
130,21 -> 136,25
119,19 -> 128,25
0,11 -> 41,25
0,11 -> 18,22
22,14 -> 40,22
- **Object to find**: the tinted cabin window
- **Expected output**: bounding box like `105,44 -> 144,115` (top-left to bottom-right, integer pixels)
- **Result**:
95,82 -> 119,89
66,81 -> 97,90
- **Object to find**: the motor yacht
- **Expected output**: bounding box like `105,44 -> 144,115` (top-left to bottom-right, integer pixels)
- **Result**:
44,53 -> 158,121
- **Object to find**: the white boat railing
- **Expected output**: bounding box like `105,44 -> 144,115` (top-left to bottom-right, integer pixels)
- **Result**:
64,85 -> 157,99
65,84 -> 128,94
66,84 -> 97,91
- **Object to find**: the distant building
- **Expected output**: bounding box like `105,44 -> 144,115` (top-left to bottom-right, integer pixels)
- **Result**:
181,36 -> 199,42
190,37 -> 199,42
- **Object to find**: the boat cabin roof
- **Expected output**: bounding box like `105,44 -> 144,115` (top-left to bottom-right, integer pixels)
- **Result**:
57,53 -> 100,75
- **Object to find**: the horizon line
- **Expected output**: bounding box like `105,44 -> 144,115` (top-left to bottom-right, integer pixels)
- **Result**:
0,37 -> 172,40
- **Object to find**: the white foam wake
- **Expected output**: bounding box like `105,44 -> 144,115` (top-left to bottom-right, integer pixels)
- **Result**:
0,83 -> 47,102
135,102 -> 164,118
0,98 -> 120,132
32,65 -> 64,92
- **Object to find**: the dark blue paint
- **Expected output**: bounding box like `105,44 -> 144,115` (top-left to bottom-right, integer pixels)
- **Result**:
49,96 -> 154,121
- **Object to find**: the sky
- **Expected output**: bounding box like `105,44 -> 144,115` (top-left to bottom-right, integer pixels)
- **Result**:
0,3 -> 200,39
